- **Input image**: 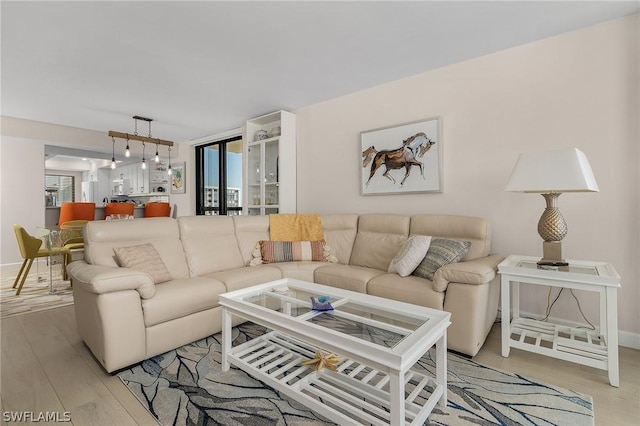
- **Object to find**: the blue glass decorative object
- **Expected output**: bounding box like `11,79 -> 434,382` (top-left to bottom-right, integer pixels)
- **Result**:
311,295 -> 333,311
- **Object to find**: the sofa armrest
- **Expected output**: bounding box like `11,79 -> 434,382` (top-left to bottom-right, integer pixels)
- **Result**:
67,261 -> 155,299
432,254 -> 504,292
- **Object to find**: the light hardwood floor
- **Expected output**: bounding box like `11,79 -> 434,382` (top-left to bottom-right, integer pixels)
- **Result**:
1,304 -> 639,425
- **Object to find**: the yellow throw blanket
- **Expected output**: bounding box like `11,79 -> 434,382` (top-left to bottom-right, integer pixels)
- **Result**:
269,214 -> 324,241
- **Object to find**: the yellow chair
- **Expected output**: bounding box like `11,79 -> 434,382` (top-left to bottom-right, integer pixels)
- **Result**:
12,225 -> 70,295
60,220 -> 88,263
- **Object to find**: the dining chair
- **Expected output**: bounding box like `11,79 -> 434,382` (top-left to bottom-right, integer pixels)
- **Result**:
60,220 -> 88,263
58,202 -> 96,226
104,202 -> 135,219
143,202 -> 171,218
12,225 -> 70,295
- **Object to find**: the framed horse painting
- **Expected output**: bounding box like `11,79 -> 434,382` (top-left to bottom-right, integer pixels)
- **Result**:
361,117 -> 442,195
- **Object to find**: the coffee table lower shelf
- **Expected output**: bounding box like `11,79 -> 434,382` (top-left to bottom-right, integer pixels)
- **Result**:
227,331 -> 444,426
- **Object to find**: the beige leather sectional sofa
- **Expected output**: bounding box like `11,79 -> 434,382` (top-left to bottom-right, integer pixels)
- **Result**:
67,214 -> 503,373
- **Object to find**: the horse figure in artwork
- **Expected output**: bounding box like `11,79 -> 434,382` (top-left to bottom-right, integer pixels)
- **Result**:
363,132 -> 435,187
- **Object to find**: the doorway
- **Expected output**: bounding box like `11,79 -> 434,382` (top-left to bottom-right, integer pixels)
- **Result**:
195,136 -> 243,215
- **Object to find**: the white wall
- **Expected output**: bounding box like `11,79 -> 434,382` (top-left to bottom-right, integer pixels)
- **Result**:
0,139 -> 45,265
295,15 -> 640,337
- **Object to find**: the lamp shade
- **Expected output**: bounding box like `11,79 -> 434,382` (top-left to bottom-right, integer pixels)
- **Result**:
505,147 -> 599,193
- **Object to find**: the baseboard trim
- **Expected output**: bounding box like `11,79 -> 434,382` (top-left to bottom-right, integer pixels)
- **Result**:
497,309 -> 640,350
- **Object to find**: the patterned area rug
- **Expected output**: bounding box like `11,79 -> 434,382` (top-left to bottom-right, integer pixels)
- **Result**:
0,263 -> 73,319
119,323 -> 594,425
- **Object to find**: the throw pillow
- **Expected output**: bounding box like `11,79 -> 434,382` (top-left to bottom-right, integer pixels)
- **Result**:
113,243 -> 172,284
388,235 -> 432,277
412,238 -> 471,281
258,240 -> 330,264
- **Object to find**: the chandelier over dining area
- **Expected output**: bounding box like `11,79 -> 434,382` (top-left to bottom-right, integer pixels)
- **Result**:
109,115 -> 174,175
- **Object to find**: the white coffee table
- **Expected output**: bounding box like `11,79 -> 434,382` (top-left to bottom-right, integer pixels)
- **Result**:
219,278 -> 451,426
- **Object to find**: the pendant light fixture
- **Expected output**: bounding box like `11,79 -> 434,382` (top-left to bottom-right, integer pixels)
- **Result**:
141,142 -> 146,169
108,116 -> 174,166
111,137 -> 117,169
167,146 -> 172,176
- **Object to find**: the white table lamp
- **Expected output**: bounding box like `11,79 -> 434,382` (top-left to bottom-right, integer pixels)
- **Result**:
505,147 -> 599,266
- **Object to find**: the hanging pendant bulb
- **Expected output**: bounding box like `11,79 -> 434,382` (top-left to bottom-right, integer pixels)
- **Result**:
155,143 -> 160,163
141,142 -> 146,169
167,147 -> 172,176
111,136 -> 117,169
125,137 -> 131,157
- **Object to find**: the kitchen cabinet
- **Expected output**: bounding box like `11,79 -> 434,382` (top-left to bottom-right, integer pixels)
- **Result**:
111,163 -> 167,196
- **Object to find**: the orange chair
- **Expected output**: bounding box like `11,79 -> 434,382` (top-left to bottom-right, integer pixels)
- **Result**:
104,203 -> 135,219
144,202 -> 171,218
58,202 -> 96,227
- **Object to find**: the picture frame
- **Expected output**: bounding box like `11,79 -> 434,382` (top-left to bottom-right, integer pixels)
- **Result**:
170,162 -> 186,194
361,117 -> 442,195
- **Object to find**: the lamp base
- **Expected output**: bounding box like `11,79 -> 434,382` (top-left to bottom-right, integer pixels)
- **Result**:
538,241 -> 568,266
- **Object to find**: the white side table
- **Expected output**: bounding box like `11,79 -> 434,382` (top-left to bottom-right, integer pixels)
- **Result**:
498,255 -> 621,387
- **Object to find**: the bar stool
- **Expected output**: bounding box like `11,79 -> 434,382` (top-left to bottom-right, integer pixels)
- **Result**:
144,202 -> 171,218
104,203 -> 135,219
58,202 -> 96,226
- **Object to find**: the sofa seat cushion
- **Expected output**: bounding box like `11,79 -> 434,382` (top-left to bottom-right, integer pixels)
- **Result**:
270,261 -> 327,282
367,274 -> 445,311
205,265 -> 282,293
314,264 -> 385,293
141,277 -> 226,327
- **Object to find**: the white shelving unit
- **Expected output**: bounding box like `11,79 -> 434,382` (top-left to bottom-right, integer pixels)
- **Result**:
243,111 -> 296,215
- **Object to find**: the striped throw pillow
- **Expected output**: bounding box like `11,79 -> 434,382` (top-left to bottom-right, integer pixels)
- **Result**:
412,238 -> 471,281
259,240 -> 326,264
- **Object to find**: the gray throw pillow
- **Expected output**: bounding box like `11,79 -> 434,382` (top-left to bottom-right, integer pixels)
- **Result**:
412,238 -> 471,281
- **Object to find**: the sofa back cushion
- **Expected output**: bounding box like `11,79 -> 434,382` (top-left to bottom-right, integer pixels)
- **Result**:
350,214 -> 410,271
409,215 -> 491,261
178,216 -> 245,275
320,214 -> 359,265
84,217 -> 190,279
233,215 -> 270,265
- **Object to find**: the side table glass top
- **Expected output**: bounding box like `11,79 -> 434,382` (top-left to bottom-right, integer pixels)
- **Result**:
516,260 -> 598,276
499,255 -> 620,286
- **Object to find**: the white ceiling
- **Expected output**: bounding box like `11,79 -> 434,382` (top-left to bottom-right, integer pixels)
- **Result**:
2,1 -> 638,142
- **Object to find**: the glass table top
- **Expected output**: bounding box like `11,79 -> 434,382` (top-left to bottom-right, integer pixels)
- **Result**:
516,260 -> 599,276
241,285 -> 429,350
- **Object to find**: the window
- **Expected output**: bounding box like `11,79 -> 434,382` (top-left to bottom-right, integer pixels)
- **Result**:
45,175 -> 75,206
195,136 -> 243,216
